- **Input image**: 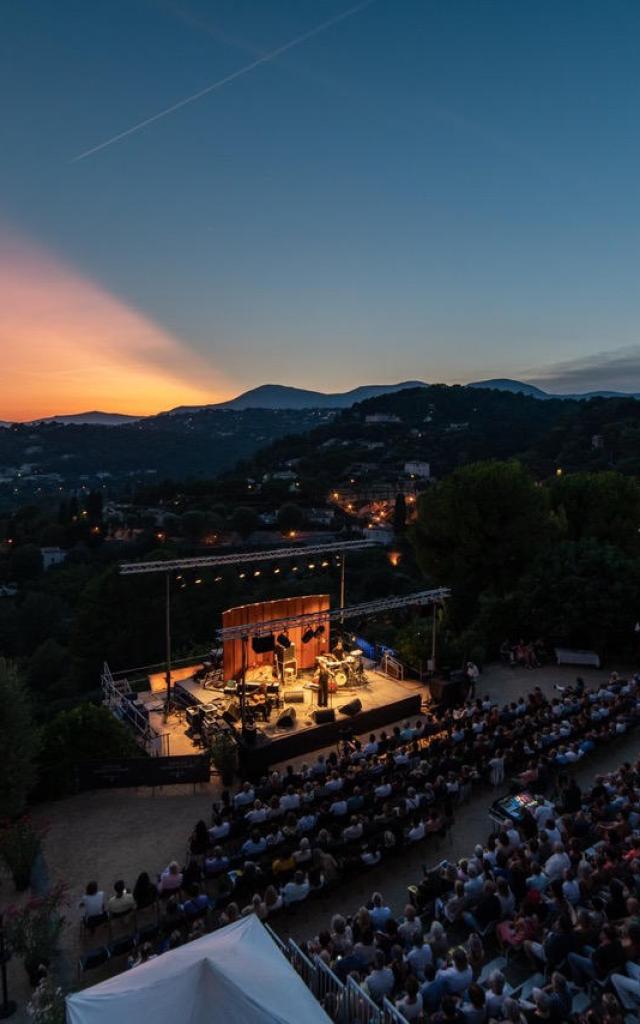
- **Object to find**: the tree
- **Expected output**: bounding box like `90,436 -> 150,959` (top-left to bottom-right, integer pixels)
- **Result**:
393,493 -> 407,535
412,461 -> 552,627
276,503 -> 306,534
550,471 -> 640,556
37,703 -> 141,798
180,510 -> 207,542
0,660 -> 39,817
9,544 -> 43,583
513,538 -> 640,655
231,506 -> 259,539
26,639 -> 71,698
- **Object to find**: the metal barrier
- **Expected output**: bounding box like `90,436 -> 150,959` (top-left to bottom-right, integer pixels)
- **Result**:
380,651 -> 404,681
101,661 -> 166,756
315,956 -> 346,1021
263,931 -> 409,1024
346,975 -> 383,1024
382,996 -> 410,1024
288,938 -> 317,994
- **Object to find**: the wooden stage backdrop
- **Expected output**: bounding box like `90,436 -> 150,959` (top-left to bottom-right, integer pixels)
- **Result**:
222,594 -> 330,682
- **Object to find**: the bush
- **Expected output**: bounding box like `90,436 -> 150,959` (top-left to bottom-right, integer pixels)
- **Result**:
37,704 -> 142,799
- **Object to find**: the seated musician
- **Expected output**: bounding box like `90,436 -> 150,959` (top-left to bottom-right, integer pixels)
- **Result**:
331,637 -> 345,662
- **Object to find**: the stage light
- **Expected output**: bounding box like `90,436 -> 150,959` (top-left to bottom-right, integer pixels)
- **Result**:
302,628 -> 315,644
314,625 -> 326,638
308,562 -> 316,569
254,570 -> 261,577
239,572 -> 246,579
321,560 -> 329,567
273,567 -> 281,574
176,575 -> 183,581
214,576 -> 222,582
292,565 -> 299,572
195,578 -> 203,584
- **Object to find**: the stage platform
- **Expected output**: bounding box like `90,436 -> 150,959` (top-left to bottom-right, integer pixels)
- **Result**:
140,665 -> 426,771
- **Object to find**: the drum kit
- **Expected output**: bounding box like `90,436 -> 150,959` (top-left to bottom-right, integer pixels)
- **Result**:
316,648 -> 366,691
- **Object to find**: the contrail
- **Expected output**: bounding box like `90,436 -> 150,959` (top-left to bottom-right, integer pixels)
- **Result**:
73,0 -> 377,162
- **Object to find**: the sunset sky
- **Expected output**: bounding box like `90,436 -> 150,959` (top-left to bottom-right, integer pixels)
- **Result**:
3,0 -> 640,419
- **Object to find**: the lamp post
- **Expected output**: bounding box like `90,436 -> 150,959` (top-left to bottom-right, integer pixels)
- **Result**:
0,913 -> 16,1020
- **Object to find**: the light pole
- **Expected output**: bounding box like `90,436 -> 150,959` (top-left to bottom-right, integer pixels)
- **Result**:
164,571 -> 172,720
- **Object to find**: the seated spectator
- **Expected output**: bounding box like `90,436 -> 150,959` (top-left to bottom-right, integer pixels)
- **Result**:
396,975 -> 423,1021
180,883 -> 209,918
484,969 -> 507,1018
282,870 -> 310,906
79,881 -> 106,925
364,950 -> 394,1004
204,846 -> 229,876
436,947 -> 473,997
108,880 -> 135,916
132,871 -> 157,910
370,892 -> 392,930
241,829 -> 267,858
461,982 -> 487,1024
406,932 -> 432,980
189,819 -> 209,854
158,861 -> 183,894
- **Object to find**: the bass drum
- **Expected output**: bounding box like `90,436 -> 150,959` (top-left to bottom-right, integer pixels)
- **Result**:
333,669 -> 348,688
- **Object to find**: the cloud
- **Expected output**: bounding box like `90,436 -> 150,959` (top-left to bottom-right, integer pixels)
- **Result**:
0,230 -> 229,420
526,346 -> 640,395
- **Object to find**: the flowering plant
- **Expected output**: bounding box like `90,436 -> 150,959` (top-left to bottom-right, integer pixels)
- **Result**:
4,882 -> 67,968
0,817 -> 46,890
26,975 -> 66,1024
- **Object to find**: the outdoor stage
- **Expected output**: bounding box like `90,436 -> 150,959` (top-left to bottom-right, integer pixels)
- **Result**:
141,664 -> 425,773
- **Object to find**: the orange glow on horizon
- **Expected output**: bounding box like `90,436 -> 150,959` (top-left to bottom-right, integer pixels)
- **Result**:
0,230 -> 232,421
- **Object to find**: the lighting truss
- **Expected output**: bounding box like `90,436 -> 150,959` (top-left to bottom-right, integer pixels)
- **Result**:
119,539 -> 378,575
217,587 -> 450,641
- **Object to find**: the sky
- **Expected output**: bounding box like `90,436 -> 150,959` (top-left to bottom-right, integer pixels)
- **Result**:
2,0 -> 640,419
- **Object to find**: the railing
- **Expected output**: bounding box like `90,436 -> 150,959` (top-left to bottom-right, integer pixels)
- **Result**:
101,661 -> 167,757
266,930 -> 409,1024
380,651 -> 404,681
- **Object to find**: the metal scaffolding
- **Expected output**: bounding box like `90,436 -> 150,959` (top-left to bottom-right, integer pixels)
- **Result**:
118,539 -> 378,575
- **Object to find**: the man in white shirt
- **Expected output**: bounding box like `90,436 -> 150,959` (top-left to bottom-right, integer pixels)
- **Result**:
245,800 -> 268,825
436,948 -> 473,996
233,782 -> 255,808
406,935 -> 432,980
282,871 -> 310,905
365,952 -> 395,1004
545,843 -> 571,880
279,787 -> 300,811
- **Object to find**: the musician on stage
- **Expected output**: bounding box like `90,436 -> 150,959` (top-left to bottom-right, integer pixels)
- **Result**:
315,664 -> 331,707
331,637 -> 345,662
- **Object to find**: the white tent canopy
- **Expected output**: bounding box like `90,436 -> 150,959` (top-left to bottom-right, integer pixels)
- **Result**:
66,915 -> 332,1024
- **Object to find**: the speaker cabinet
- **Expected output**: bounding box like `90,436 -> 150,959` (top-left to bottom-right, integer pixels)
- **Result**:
283,689 -> 305,703
338,698 -> 362,717
313,708 -> 336,724
276,706 -> 297,728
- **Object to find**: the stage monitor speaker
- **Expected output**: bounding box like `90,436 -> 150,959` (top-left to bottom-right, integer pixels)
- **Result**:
313,708 -> 336,724
222,700 -> 241,724
277,706 -> 297,729
252,634 -> 275,653
338,698 -> 362,717
283,689 -> 305,703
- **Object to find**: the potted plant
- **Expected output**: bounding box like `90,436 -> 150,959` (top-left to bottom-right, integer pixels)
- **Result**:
0,817 -> 44,891
209,731 -> 238,786
4,882 -> 67,986
26,973 -> 66,1024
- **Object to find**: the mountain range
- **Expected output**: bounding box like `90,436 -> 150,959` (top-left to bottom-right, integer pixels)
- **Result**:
6,378 -> 640,426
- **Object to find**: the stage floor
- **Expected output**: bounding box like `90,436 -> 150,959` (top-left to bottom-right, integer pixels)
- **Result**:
140,665 -> 427,761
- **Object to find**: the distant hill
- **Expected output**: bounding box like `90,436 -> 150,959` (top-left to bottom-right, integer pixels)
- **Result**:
468,378 -> 640,400
168,381 -> 428,414
29,411 -> 141,426
467,378 -> 549,399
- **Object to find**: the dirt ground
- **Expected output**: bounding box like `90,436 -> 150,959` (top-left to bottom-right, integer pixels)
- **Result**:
3,659 -> 638,1020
